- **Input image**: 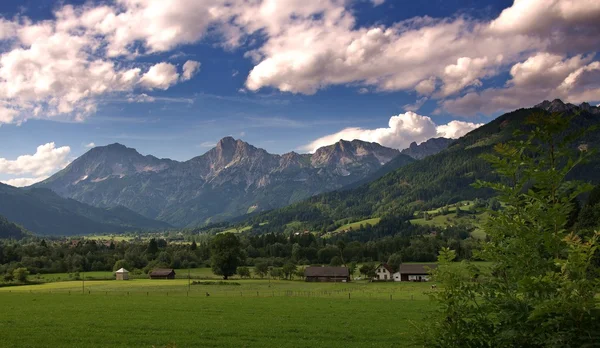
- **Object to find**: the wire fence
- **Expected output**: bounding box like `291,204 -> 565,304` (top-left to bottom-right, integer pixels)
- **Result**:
4,287 -> 432,301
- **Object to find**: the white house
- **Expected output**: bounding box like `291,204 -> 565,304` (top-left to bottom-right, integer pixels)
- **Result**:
373,263 -> 393,281
374,263 -> 437,282
392,264 -> 437,282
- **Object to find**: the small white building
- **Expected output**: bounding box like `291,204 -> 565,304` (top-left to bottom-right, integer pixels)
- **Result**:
115,268 -> 129,280
392,264 -> 437,282
374,264 -> 393,281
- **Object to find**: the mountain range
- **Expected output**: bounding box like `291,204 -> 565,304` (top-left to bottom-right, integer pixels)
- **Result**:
226,100 -> 600,232
0,182 -> 170,236
5,99 -> 597,237
400,137 -> 454,160
34,138 -> 411,227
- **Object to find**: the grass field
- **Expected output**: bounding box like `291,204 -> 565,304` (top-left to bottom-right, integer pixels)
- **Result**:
334,217 -> 381,232
0,279 -> 435,347
0,291 -> 434,348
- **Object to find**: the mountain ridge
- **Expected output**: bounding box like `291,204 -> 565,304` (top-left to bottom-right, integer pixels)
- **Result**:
35,138 -> 408,227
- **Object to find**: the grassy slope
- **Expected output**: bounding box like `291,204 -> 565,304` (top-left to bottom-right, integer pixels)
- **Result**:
333,217 -> 381,232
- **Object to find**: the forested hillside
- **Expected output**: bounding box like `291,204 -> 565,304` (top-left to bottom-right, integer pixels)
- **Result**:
217,105 -> 600,234
0,215 -> 28,240
0,183 -> 170,236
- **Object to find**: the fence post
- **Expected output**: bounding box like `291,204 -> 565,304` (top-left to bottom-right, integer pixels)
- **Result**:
348,293 -> 351,299
390,294 -> 392,301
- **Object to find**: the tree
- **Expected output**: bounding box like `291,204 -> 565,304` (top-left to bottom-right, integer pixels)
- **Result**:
190,240 -> 197,251
254,261 -> 269,279
237,266 -> 251,279
329,256 -> 342,266
147,238 -> 159,255
282,262 -> 297,280
428,113 -> 600,347
359,263 -> 376,279
387,253 -> 402,273
13,267 -> 29,283
336,240 -> 346,266
210,233 -> 243,280
269,267 -> 282,279
3,272 -> 14,282
348,261 -> 357,279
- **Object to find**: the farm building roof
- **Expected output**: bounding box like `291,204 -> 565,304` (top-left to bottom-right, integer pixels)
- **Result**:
115,268 -> 129,273
304,266 -> 349,277
398,264 -> 437,275
377,263 -> 394,273
149,269 -> 175,276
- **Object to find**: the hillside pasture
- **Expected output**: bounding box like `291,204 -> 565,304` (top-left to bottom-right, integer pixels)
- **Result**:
333,217 -> 381,232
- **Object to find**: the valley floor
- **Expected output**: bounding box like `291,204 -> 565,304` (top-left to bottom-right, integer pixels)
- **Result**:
0,280 -> 435,347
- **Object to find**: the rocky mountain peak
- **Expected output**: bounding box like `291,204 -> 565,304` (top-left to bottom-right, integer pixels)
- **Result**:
534,99 -> 599,114
401,137 -> 454,160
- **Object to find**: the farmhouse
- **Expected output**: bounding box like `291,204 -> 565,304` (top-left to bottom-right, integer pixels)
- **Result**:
149,268 -> 176,279
304,266 -> 350,282
115,268 -> 129,280
373,263 -> 393,281
374,263 -> 437,282
392,264 -> 437,282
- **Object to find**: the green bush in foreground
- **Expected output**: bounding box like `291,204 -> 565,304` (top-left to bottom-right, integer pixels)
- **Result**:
428,113 -> 600,347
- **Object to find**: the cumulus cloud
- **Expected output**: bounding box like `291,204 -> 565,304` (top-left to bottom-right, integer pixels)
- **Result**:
0,143 -> 71,187
84,142 -> 96,148
302,112 -> 483,152
1,176 -> 50,187
182,60 -> 201,81
0,0 -> 598,123
371,0 -> 386,6
442,53 -> 600,116
140,63 -> 180,90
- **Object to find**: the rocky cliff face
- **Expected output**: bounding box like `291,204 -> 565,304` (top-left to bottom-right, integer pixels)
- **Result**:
36,138 -> 403,226
400,137 -> 454,159
535,99 -> 600,114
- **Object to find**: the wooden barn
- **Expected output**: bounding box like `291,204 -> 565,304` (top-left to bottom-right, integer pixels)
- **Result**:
392,264 -> 437,282
304,266 -> 350,282
149,268 -> 176,279
115,268 -> 129,280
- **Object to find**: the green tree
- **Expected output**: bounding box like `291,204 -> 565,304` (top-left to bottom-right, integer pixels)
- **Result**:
269,267 -> 282,279
237,266 -> 251,279
359,263 -> 376,279
348,261 -> 357,279
13,267 -> 29,283
428,112 -> 600,347
329,256 -> 342,266
147,238 -> 159,255
387,253 -> 402,273
254,261 -> 269,279
3,272 -> 14,282
282,262 -> 297,280
210,233 -> 243,280
190,240 -> 197,251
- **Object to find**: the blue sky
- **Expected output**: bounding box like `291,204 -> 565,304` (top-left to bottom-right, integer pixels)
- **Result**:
0,0 -> 599,186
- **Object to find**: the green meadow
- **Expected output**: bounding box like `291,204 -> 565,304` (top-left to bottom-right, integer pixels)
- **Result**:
0,279 -> 435,348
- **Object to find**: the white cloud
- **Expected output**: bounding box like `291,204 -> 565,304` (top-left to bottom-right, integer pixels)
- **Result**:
403,97 -> 428,112
0,0 -> 598,123
199,141 -> 216,148
127,93 -> 156,103
358,88 -> 369,94
1,176 -> 49,187
84,142 -> 96,148
182,60 -> 201,81
302,112 -> 483,152
371,0 -> 385,6
139,62 -> 180,90
442,53 -> 600,116
0,143 -> 71,178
